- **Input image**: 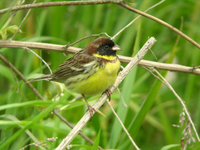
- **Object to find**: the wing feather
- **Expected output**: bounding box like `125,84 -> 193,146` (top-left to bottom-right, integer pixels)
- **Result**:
50,50 -> 97,81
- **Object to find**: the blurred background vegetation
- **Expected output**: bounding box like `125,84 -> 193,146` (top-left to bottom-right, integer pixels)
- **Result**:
0,0 -> 200,149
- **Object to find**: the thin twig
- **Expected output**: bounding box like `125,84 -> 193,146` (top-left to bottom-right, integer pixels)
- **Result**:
55,37 -> 156,150
152,69 -> 200,142
1,0 -> 199,49
53,110 -> 104,150
0,0 -> 122,15
123,57 -> 200,76
118,2 -> 200,49
10,0 -> 37,40
117,87 -> 127,108
66,33 -> 111,47
7,56 -> 22,101
143,66 -> 200,142
26,48 -> 52,74
112,0 -> 165,39
1,40 -> 200,75
20,137 -> 57,150
0,53 -> 44,100
106,99 -> 139,149
25,47 -> 61,95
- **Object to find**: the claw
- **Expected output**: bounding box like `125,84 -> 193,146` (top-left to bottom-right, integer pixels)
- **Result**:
87,105 -> 96,120
81,94 -> 96,120
105,89 -> 112,100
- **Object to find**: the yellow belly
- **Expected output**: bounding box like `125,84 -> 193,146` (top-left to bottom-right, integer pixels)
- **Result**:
66,59 -> 120,95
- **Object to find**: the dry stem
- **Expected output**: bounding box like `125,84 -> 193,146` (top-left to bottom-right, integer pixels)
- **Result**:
153,69 -> 200,142
1,40 -> 200,75
112,0 -> 165,40
118,2 -> 200,49
10,0 -> 37,40
0,1 -> 199,49
106,99 -> 139,149
0,0 -> 122,15
142,66 -> 200,143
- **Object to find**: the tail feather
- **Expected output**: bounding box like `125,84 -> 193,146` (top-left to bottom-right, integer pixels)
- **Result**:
30,74 -> 52,82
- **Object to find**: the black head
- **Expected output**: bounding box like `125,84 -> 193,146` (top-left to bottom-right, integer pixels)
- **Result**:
95,38 -> 121,56
86,37 -> 121,56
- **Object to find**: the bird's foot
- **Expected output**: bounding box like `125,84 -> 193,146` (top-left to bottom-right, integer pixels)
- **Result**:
87,105 -> 96,121
104,89 -> 112,101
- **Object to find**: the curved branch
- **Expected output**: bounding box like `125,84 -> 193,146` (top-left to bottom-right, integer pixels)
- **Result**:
1,1 -> 198,49
0,1 -> 121,15
118,2 -> 200,49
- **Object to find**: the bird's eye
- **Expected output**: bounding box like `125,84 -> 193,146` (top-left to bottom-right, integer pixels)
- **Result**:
104,45 -> 109,49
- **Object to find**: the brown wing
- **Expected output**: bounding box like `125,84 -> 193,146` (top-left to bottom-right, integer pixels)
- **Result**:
50,50 -> 97,81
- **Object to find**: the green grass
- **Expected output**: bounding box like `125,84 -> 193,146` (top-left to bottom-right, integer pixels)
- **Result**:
0,0 -> 200,150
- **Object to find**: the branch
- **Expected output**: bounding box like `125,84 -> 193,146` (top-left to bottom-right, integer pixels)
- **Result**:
0,53 -> 44,100
55,36 -> 156,150
152,69 -> 200,142
1,40 -> 200,75
118,2 -> 200,49
143,66 -> 200,142
112,0 -> 165,40
0,0 -> 122,15
1,1 -> 199,49
53,110 -> 103,150
106,99 -> 137,149
10,0 -> 37,40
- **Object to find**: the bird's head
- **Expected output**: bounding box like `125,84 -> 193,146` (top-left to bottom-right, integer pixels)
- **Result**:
86,37 -> 121,56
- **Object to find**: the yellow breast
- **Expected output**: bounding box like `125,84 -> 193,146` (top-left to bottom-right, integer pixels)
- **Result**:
67,56 -> 120,96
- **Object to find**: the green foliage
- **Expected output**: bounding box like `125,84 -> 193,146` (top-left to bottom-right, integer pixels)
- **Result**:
0,25 -> 23,40
161,144 -> 180,150
0,0 -> 24,40
0,0 -> 200,150
92,129 -> 101,150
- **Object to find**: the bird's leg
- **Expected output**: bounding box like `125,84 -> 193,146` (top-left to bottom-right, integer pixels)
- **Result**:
81,94 -> 96,119
104,89 -> 112,101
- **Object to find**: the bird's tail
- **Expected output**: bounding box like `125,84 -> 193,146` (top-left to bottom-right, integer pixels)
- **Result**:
29,74 -> 52,82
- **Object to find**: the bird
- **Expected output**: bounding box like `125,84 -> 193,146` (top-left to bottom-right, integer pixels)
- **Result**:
31,37 -> 121,117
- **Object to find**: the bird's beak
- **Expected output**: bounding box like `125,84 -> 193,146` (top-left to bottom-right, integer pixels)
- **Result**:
112,44 -> 122,51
